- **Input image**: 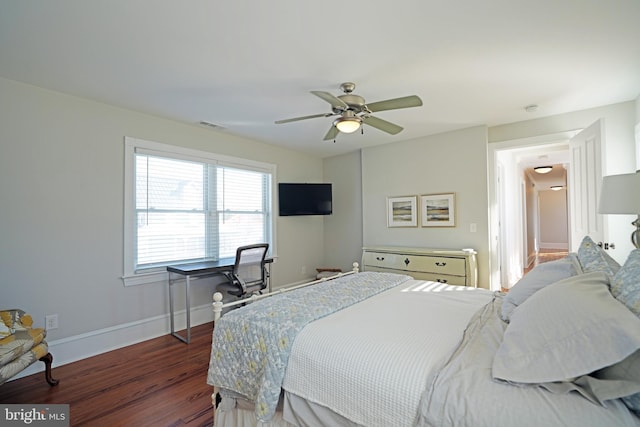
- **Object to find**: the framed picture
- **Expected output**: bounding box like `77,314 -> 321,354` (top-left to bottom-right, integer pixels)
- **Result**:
421,193 -> 456,227
387,196 -> 417,227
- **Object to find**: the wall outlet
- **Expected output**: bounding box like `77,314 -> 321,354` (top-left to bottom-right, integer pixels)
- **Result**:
470,223 -> 477,233
301,265 -> 307,275
45,314 -> 59,330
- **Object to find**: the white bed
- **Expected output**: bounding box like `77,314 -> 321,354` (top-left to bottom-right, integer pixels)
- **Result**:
207,238 -> 640,427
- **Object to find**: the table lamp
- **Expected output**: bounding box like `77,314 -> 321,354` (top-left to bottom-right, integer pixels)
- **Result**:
598,171 -> 640,248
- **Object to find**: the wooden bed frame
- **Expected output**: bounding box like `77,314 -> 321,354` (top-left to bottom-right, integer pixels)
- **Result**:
209,262 -> 360,424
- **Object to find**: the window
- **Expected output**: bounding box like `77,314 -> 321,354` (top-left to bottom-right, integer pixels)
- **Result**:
123,137 -> 275,286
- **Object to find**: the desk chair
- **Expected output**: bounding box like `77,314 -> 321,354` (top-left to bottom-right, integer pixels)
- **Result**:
217,243 -> 269,298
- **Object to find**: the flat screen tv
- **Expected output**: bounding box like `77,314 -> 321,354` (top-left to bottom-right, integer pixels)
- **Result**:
278,183 -> 332,216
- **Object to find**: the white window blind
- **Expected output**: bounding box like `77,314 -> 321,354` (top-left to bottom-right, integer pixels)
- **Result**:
125,137 -> 273,280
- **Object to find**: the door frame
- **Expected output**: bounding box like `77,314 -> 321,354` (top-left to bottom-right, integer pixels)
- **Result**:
488,130 -> 580,291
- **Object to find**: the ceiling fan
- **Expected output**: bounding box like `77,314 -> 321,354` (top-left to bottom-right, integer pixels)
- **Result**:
275,82 -> 423,141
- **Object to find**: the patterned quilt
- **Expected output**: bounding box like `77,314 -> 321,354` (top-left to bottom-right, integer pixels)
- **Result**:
206,271 -> 411,421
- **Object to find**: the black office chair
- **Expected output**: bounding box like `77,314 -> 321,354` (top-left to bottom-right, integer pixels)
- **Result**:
217,243 -> 269,298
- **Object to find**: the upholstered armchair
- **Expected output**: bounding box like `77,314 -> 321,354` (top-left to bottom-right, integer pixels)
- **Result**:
0,309 -> 58,386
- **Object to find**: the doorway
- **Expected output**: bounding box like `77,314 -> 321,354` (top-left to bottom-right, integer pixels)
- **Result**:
488,131 -> 578,291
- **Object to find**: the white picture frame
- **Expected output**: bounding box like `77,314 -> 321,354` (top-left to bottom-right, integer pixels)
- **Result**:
421,193 -> 456,227
387,196 -> 418,227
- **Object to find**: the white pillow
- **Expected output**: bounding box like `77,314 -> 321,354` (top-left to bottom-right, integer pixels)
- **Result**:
500,254 -> 581,322
493,271 -> 640,384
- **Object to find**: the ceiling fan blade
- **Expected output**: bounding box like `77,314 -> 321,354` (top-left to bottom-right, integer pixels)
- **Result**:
323,125 -> 339,141
311,91 -> 349,110
366,95 -> 423,113
275,112 -> 333,124
362,115 -> 404,135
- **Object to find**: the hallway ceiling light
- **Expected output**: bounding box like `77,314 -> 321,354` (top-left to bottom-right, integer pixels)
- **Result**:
550,185 -> 563,191
534,166 -> 553,174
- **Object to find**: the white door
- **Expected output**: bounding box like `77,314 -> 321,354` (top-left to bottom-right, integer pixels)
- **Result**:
568,120 -> 604,251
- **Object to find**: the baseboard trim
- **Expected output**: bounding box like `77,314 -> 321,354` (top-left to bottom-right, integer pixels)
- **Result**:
12,303 -> 214,381
539,242 -> 569,250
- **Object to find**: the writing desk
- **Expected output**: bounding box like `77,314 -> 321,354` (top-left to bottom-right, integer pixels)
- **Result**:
167,258 -> 272,343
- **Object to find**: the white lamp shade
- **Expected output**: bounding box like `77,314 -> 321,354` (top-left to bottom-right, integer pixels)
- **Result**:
598,172 -> 640,214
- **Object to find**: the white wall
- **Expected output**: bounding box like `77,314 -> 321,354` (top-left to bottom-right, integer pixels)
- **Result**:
360,126 -> 491,288
0,77 -> 325,367
538,189 -> 568,249
322,150 -> 363,273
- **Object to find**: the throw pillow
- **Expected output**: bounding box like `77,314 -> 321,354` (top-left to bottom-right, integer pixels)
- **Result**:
577,235 -> 619,275
610,249 -> 640,317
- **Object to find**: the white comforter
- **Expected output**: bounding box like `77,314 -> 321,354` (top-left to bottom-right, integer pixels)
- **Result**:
282,280 -> 494,427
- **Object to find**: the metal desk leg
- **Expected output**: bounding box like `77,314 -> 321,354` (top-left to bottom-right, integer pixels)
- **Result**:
267,263 -> 272,293
170,273 -> 191,344
185,275 -> 191,343
169,272 -> 176,337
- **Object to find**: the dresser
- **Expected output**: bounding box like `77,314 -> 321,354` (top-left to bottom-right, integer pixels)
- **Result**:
362,246 -> 478,287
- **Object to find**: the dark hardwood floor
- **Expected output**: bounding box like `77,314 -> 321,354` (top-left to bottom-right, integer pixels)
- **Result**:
0,322 -> 215,427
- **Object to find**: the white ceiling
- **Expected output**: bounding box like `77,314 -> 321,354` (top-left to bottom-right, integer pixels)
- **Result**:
1,1 -> 639,158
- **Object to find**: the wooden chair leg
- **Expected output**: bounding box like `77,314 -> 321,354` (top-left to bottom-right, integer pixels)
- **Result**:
39,352 -> 59,386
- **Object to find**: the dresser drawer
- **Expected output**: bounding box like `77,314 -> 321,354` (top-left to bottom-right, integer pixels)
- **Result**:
362,251 -> 466,276
362,251 -> 406,270
365,265 -> 467,285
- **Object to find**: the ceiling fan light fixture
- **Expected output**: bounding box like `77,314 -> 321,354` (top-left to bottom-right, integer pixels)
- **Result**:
334,115 -> 362,134
534,166 -> 553,174
275,82 -> 422,140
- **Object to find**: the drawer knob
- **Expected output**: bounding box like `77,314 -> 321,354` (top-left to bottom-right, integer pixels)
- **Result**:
376,256 -> 385,261
435,262 -> 447,267
437,278 -> 448,283
404,258 -> 410,266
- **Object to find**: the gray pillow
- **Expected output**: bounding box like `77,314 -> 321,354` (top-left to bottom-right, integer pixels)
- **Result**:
500,254 -> 581,322
493,271 -> 640,384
